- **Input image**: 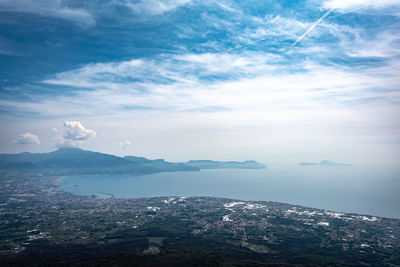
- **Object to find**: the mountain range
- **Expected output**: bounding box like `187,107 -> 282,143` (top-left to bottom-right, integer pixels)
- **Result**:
0,148 -> 266,175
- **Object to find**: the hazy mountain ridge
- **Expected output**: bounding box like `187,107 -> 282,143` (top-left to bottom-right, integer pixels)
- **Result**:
124,156 -> 199,172
0,148 -> 266,175
0,148 -> 158,175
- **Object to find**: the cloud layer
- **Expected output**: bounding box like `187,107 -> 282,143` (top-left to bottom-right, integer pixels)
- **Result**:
0,0 -> 399,165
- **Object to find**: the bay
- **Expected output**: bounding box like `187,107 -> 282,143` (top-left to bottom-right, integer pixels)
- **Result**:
60,166 -> 400,219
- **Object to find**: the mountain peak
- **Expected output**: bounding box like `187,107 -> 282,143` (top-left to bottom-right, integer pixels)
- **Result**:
55,147 -> 83,152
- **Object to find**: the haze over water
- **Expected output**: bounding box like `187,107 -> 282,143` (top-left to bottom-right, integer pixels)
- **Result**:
61,166 -> 400,219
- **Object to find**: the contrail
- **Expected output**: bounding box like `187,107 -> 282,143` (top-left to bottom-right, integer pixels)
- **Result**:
291,8 -> 333,47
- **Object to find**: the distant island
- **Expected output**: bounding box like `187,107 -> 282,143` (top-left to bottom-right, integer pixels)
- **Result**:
299,160 -> 352,167
0,148 -> 266,175
186,160 -> 266,169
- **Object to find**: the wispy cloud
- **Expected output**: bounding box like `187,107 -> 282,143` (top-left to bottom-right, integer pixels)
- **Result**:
291,9 -> 333,47
118,0 -> 191,15
3,51 -> 396,130
197,7 -> 358,53
345,32 -> 400,58
323,0 -> 400,10
0,0 -> 95,27
43,52 -> 280,90
232,15 -> 311,49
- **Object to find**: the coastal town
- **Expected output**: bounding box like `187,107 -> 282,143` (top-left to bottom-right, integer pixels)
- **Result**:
1,171 -> 399,265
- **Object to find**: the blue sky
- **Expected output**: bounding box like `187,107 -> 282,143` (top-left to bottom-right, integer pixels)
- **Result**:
0,0 -> 399,166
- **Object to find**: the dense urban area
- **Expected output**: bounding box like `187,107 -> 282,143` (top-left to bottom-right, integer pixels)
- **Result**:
0,171 -> 399,266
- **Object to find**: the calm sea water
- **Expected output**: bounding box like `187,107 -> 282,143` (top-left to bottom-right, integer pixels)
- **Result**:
60,166 -> 400,219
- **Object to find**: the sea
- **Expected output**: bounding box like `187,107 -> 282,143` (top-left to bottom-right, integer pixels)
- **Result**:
60,166 -> 400,219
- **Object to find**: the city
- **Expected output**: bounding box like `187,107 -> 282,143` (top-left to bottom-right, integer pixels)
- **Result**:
1,171 -> 399,265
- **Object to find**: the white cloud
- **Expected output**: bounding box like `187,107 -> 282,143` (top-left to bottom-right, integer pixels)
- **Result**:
44,52 -> 280,91
345,32 -> 400,58
54,136 -> 79,148
215,1 -> 237,13
2,50 -> 399,164
122,0 -> 191,15
8,50 -> 398,121
63,121 -> 96,141
323,0 -> 400,10
120,140 -> 131,149
246,15 -> 310,40
0,0 -> 95,27
52,121 -> 96,148
14,133 -> 40,145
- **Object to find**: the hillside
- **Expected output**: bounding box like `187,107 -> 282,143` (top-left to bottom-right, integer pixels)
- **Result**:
0,148 -> 158,175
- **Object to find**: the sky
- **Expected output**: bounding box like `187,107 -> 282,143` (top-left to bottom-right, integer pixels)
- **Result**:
0,0 -> 399,166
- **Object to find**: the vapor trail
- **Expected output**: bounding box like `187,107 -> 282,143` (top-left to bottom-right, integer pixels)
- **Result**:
291,8 -> 333,47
